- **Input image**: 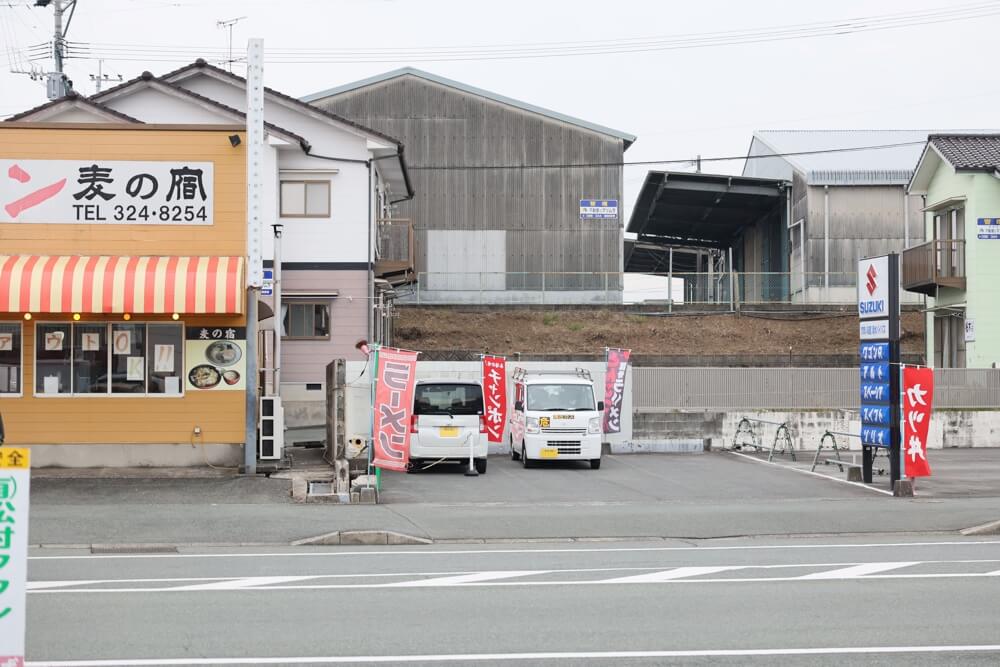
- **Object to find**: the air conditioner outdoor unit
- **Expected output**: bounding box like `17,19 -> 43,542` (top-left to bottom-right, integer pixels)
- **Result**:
258,395 -> 285,460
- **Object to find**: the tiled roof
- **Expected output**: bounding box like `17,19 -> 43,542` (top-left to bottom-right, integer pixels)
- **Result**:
4,91 -> 143,123
928,134 -> 1000,171
161,59 -> 404,147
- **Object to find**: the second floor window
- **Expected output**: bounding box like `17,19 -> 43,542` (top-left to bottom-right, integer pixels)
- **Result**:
280,180 -> 331,218
281,302 -> 331,339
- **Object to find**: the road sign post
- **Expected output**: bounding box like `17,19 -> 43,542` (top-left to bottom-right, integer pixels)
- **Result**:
858,254 -> 901,490
0,447 -> 30,667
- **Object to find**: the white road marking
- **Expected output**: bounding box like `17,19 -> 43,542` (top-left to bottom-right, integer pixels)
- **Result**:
170,576 -> 317,591
26,539 -> 1000,561
800,561 -> 919,579
26,580 -> 101,590
726,449 -> 897,495
382,570 -> 546,587
24,643 -> 1000,665
26,559 -> 1000,593
600,566 -> 738,583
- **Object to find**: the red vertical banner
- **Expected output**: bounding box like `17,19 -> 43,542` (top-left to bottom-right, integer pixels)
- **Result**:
372,347 -> 419,472
482,356 -> 507,444
603,348 -> 631,434
902,366 -> 934,478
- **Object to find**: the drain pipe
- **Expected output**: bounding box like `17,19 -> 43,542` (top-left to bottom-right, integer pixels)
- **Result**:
824,185 -> 830,291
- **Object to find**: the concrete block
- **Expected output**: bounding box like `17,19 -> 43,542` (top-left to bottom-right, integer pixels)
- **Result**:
359,487 -> 378,504
960,519 -> 1000,536
893,480 -> 915,497
846,467 -> 863,482
291,531 -> 341,546
386,531 -> 433,545
291,478 -> 308,502
340,530 -> 388,546
611,439 -> 704,454
350,491 -> 360,504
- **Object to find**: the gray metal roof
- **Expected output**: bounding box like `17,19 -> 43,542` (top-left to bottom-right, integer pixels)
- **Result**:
745,130 -> 936,186
301,67 -> 636,149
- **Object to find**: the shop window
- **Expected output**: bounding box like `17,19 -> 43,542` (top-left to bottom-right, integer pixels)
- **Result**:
280,180 -> 331,218
281,302 -> 331,339
32,323 -> 185,397
36,324 -> 72,395
73,324 -> 108,394
147,324 -> 183,395
0,323 -> 21,394
111,324 -> 146,394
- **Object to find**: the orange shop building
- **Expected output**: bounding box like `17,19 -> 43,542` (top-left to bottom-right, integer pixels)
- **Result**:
0,124 -> 249,467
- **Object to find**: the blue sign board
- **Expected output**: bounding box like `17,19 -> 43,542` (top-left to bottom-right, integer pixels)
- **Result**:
859,342 -> 889,362
580,199 -> 619,219
977,218 -> 1000,240
261,268 -> 274,297
861,426 -> 891,448
860,362 -> 890,382
861,404 -> 890,425
861,382 -> 890,403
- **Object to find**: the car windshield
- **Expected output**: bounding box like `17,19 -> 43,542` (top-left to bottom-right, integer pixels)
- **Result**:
414,383 -> 484,416
526,384 -> 595,411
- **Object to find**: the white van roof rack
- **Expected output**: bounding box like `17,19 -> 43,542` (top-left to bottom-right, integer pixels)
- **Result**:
512,367 -> 592,382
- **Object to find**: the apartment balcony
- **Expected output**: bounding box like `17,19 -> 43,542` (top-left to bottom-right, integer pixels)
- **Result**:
375,219 -> 415,287
901,239 -> 966,296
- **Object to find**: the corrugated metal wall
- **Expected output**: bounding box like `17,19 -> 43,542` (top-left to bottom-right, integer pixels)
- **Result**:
633,367 -> 1000,410
803,185 -> 926,283
311,76 -> 624,295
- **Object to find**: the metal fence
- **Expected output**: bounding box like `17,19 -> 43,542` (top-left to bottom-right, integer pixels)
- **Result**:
633,367 -> 1000,411
407,272 -> 623,305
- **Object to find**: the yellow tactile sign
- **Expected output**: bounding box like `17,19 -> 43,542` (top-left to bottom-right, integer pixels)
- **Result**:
0,448 -> 29,468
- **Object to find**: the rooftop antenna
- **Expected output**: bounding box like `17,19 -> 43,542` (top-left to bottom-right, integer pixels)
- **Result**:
217,16 -> 247,72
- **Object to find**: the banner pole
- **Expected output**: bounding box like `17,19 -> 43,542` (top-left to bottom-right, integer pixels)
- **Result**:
370,345 -> 380,491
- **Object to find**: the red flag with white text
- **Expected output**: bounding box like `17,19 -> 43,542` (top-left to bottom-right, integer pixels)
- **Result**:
372,347 -> 419,472
603,348 -> 631,434
482,356 -> 507,444
902,366 -> 933,478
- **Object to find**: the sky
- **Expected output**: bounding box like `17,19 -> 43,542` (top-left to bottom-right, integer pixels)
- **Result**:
2,0 -> 1000,221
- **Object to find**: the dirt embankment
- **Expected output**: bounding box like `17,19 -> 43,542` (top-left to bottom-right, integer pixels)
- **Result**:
395,308 -> 925,357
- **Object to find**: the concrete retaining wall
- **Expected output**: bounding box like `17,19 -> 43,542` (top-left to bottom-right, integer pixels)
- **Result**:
633,409 -> 1000,451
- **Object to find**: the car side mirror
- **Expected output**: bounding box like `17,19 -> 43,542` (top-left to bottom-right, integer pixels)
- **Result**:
514,401 -> 524,412
597,401 -> 605,411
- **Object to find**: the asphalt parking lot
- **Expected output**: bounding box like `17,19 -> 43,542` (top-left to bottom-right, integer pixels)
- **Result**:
380,447 -> 1000,505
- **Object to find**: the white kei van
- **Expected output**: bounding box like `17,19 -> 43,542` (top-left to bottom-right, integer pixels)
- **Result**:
508,368 -> 604,469
409,378 -> 488,474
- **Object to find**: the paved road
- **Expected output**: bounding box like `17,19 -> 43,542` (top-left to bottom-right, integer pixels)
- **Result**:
28,452 -> 1000,545
24,535 -> 1000,665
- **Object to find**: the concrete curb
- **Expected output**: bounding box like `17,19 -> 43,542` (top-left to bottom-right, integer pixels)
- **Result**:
291,530 -> 432,546
959,519 -> 1000,536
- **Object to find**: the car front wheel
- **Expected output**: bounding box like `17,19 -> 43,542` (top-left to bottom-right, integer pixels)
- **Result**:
475,458 -> 487,474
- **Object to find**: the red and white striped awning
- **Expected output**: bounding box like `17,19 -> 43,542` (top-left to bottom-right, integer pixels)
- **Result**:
0,255 -> 245,314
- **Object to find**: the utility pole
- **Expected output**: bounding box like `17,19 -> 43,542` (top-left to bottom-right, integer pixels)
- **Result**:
217,16 -> 247,72
33,0 -> 77,99
89,60 -> 121,94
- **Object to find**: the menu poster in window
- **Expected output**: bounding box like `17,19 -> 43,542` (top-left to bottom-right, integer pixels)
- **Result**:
0,333 -> 12,352
184,327 -> 246,391
112,330 -> 131,355
127,356 -> 144,382
154,344 -> 175,373
44,330 -> 65,351
81,332 -> 101,352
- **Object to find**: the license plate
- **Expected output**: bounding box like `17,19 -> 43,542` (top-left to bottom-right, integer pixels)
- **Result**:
438,426 -> 459,437
554,414 -> 573,420
539,448 -> 558,459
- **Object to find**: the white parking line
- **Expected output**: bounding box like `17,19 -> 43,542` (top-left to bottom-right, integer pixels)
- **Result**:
600,566 -> 738,583
382,570 -> 547,587
726,449 -> 896,495
799,561 -> 919,579
24,643 -> 1000,665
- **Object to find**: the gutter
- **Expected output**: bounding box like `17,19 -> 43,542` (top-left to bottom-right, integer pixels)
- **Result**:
372,143 -> 416,204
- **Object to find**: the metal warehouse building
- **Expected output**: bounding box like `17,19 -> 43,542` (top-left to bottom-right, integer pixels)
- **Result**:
303,68 -> 636,304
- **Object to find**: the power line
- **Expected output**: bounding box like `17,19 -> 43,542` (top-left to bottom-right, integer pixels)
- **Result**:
29,1 -> 1000,65
407,140 -> 929,171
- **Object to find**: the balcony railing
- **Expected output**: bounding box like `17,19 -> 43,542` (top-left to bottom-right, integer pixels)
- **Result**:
901,240 -> 966,295
375,219 -> 415,286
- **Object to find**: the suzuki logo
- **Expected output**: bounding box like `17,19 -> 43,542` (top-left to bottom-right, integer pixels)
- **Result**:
865,264 -> 878,295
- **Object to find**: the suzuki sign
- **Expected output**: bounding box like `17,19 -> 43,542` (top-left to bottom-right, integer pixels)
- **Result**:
857,255 -> 889,319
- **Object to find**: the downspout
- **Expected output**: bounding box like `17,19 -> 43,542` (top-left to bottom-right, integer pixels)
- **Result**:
368,161 -> 374,347
824,185 -> 830,291
903,189 -> 910,249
